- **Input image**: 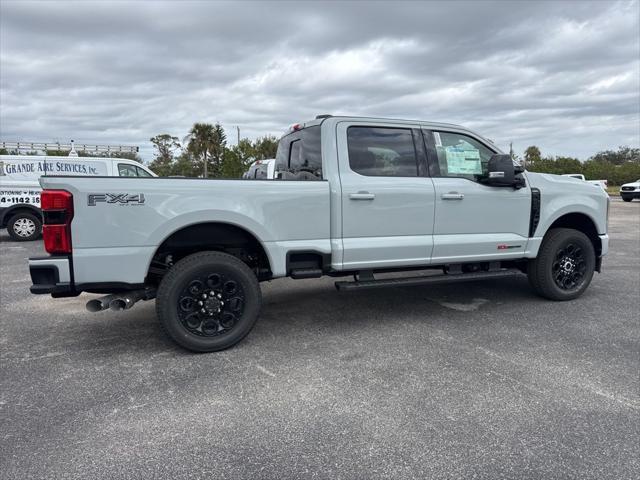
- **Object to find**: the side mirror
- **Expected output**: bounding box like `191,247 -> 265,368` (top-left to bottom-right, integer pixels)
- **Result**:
483,154 -> 519,187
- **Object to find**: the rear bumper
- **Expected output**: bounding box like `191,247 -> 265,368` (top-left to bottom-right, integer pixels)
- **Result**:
29,256 -> 79,297
29,255 -> 145,296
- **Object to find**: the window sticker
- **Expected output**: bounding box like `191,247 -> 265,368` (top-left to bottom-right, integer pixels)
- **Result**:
433,132 -> 442,147
444,146 -> 482,174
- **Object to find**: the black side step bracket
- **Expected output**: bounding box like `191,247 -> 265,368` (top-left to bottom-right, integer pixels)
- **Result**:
335,269 -> 521,291
291,268 -> 323,279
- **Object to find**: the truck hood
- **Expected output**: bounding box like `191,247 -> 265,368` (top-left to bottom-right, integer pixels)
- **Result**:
525,171 -> 607,195
621,181 -> 640,188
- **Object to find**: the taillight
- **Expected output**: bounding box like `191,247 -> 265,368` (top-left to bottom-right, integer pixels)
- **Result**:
41,190 -> 73,254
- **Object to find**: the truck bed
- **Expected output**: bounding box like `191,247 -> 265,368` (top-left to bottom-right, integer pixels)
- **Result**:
39,176 -> 331,283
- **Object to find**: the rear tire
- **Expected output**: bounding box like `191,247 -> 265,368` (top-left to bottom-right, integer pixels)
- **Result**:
156,251 -> 262,352
7,212 -> 42,241
528,228 -> 596,301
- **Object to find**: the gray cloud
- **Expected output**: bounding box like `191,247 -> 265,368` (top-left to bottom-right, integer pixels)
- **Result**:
1,0 -> 638,161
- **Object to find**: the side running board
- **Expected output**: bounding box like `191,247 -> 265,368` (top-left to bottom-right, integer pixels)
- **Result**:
334,269 -> 522,291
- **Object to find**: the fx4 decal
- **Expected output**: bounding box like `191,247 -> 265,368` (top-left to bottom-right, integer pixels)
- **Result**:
88,193 -> 145,206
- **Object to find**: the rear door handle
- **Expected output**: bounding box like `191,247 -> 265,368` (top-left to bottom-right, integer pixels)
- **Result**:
349,192 -> 375,200
441,192 -> 464,200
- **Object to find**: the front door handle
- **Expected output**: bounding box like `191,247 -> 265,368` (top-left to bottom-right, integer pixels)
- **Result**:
441,192 -> 464,200
349,191 -> 375,200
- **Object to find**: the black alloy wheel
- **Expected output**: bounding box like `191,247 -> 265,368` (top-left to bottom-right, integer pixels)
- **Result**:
551,242 -> 587,291
177,272 -> 246,337
528,228 -> 596,301
156,251 -> 262,352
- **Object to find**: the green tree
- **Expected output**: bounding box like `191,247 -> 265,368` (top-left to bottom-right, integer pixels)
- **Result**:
221,138 -> 255,178
45,150 -> 71,156
252,135 -> 278,160
183,122 -> 227,178
149,134 -> 180,176
590,146 -> 640,165
170,151 -> 197,177
523,146 -> 541,168
553,156 -> 583,175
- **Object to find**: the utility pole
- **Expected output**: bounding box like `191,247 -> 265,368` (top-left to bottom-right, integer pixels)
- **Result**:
237,126 -> 240,146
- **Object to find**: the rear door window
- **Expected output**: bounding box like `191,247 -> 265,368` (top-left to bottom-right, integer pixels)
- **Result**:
347,126 -> 418,177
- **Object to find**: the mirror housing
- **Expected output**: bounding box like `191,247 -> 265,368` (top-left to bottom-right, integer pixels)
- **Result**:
483,154 -> 522,188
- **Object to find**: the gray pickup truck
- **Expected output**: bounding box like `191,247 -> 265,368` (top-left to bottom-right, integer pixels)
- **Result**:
29,115 -> 610,352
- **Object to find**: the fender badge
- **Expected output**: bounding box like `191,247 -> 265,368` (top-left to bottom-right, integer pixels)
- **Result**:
497,244 -> 521,250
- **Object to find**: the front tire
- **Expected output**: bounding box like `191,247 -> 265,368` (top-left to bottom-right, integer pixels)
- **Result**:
528,228 -> 596,301
7,212 -> 42,241
621,196 -> 632,202
156,251 -> 262,352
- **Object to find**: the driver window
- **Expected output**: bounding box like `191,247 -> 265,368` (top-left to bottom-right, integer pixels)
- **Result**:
118,163 -> 138,177
136,166 -> 152,177
433,131 -> 495,182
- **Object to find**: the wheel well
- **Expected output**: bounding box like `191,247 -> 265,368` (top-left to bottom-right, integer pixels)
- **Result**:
147,223 -> 272,284
548,213 -> 601,256
1,206 -> 42,227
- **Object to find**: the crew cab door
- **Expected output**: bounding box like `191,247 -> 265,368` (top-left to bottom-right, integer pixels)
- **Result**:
424,129 -> 530,263
337,122 -> 435,270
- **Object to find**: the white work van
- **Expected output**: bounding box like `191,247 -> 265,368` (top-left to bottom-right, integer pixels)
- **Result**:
0,155 -> 155,241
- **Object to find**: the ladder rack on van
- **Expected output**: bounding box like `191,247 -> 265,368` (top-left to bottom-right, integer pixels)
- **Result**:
1,141 -> 139,154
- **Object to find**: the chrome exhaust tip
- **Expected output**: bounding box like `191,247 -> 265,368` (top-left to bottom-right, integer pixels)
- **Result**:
109,298 -> 129,311
85,299 -> 105,312
86,294 -> 118,312
86,289 -> 156,313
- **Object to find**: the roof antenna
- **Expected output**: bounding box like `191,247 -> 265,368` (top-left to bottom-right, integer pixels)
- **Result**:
68,140 -> 78,158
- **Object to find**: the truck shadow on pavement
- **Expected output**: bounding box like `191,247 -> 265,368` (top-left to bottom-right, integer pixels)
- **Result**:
69,276 -> 536,357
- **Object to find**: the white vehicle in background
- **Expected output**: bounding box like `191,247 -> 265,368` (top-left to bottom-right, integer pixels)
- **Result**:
0,152 -> 155,241
562,174 -> 608,191
619,179 -> 640,202
243,159 -> 275,179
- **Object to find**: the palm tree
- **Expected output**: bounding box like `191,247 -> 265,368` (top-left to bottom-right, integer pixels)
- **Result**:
183,123 -> 226,178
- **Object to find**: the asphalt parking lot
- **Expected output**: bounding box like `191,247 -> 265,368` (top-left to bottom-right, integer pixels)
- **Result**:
1,199 -> 638,480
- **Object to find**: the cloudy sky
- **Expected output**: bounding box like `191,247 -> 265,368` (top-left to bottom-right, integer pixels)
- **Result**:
1,0 -> 639,161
